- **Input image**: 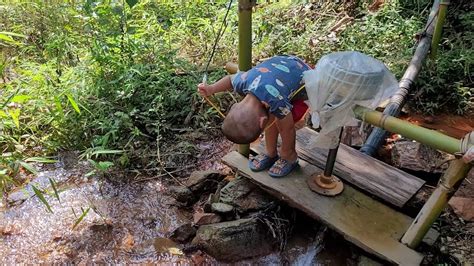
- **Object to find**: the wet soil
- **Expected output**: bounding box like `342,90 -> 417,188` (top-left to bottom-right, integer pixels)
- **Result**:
1,131 -> 471,264
400,112 -> 474,139
0,137 -> 354,264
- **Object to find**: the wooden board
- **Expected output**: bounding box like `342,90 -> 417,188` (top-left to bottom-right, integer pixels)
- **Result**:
252,127 -> 425,207
223,151 -> 424,265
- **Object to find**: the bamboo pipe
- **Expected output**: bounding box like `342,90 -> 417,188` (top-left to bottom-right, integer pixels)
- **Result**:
430,0 -> 449,59
237,0 -> 255,157
360,0 -> 440,156
353,105 -> 462,155
401,159 -> 471,248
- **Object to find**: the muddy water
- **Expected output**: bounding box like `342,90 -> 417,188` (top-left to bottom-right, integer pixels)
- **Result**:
0,164 -> 193,264
0,139 -> 348,264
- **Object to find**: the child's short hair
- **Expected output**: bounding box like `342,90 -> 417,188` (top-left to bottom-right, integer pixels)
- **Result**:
221,103 -> 264,144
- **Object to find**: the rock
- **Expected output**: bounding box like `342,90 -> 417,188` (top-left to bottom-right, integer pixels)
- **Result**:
191,250 -> 206,265
391,141 -> 453,173
448,197 -> 474,221
341,124 -> 367,148
193,212 -> 222,225
185,170 -> 226,193
219,178 -> 273,212
358,255 -> 383,266
168,186 -> 196,206
169,223 -> 197,243
7,174 -> 53,206
192,218 -> 274,261
211,203 -> 234,214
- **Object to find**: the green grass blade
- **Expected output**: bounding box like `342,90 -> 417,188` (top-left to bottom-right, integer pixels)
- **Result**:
18,161 -> 38,175
66,93 -> 81,114
32,185 -> 53,213
54,96 -> 64,118
72,207 -> 90,230
8,108 -> 20,128
25,157 -> 58,163
91,149 -> 123,157
48,178 -> 60,203
0,31 -> 27,38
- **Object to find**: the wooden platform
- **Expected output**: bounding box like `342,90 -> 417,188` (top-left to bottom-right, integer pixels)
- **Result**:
223,151 -> 424,265
252,127 -> 425,207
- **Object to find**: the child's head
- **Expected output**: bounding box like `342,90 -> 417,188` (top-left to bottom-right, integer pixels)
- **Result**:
222,95 -> 268,144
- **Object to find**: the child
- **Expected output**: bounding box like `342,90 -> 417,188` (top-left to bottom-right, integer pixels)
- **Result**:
197,55 -> 311,177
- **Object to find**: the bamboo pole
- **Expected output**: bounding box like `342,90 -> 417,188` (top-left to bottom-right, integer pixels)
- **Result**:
237,0 -> 255,157
401,159 -> 472,248
360,0 -> 440,156
353,105 -> 462,155
430,0 -> 449,59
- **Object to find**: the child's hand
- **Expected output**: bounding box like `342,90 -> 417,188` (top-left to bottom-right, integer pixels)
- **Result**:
197,83 -> 214,97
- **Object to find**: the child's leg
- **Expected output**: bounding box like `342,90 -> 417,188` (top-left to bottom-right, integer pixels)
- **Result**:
264,122 -> 278,158
248,117 -> 279,171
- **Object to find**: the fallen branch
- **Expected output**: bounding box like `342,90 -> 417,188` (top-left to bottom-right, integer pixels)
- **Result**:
329,14 -> 353,33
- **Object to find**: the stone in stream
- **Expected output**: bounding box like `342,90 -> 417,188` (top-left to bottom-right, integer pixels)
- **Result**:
193,212 -> 222,225
7,174 -> 54,206
391,141 -> 453,173
168,186 -> 196,206
192,218 -> 275,261
448,197 -> 474,222
169,223 -> 197,243
358,255 -> 383,266
219,177 -> 273,213
203,193 -> 218,213
185,170 -> 226,193
211,202 -> 234,214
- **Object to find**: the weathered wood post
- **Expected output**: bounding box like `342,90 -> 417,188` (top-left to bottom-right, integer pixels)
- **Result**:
237,0 -> 256,157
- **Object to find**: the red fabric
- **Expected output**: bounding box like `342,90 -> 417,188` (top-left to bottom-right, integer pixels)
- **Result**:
291,99 -> 308,122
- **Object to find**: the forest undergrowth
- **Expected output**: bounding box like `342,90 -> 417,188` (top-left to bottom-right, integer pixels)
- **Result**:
0,0 -> 472,196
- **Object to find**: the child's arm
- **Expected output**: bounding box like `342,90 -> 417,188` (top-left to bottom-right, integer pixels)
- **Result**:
276,114 -> 297,161
197,75 -> 233,97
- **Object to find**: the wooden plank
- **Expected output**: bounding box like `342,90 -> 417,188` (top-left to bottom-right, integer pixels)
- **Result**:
252,127 -> 425,207
223,151 -> 424,265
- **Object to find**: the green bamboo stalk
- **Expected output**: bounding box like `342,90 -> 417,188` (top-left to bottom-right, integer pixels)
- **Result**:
237,0 -> 254,157
353,105 -> 461,155
401,159 -> 471,248
360,0 -> 440,156
430,0 -> 449,59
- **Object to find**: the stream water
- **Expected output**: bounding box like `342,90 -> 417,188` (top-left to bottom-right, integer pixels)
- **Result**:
0,140 -> 350,264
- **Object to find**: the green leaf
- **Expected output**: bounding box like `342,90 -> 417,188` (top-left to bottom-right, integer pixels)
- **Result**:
25,157 -> 58,163
49,178 -> 60,203
66,94 -> 81,114
72,207 -> 90,230
91,149 -> 123,157
18,161 -> 38,175
8,108 -> 20,128
0,34 -> 17,44
11,94 -> 30,104
0,31 -> 26,38
126,0 -> 138,8
85,170 -> 96,177
32,185 -> 53,213
54,96 -> 64,118
97,161 -> 114,171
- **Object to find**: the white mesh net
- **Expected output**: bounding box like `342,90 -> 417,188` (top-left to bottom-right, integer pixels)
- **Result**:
303,51 -> 398,149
